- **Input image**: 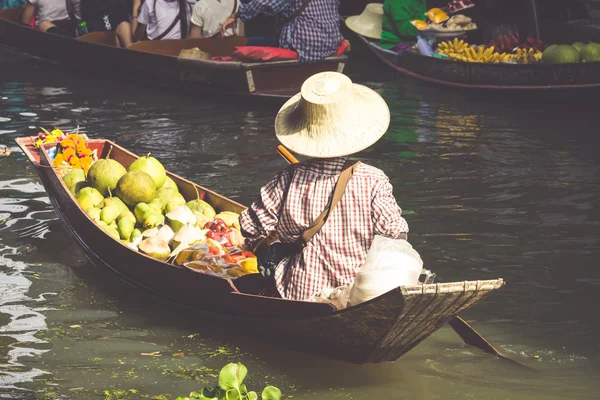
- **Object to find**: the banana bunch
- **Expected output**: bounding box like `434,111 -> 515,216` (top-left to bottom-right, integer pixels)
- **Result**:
438,40 -> 516,63
437,38 -> 469,56
515,47 -> 542,64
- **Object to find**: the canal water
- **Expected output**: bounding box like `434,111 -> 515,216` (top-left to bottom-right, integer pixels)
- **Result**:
0,47 -> 598,399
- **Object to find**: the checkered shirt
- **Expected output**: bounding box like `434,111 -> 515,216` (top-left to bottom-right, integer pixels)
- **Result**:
240,158 -> 409,301
238,0 -> 344,63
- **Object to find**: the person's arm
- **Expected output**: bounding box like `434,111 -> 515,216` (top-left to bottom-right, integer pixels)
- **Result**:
239,168 -> 293,240
189,2 -> 204,38
131,0 -> 141,32
21,1 -> 36,26
134,22 -> 147,41
134,3 -> 150,41
221,0 -> 286,36
371,178 -> 409,240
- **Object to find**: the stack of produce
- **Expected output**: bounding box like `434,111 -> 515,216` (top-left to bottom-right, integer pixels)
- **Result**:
437,38 -> 515,63
542,42 -> 600,64
413,10 -> 477,33
61,145 -> 258,279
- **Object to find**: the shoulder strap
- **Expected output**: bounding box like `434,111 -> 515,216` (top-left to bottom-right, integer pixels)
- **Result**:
153,0 -> 186,41
289,0 -> 311,21
297,159 -> 359,247
153,14 -> 180,40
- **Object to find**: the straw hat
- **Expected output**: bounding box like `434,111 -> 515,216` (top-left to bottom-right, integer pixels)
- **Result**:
275,72 -> 390,158
345,3 -> 384,40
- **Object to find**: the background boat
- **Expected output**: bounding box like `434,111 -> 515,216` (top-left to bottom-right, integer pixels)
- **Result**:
15,135 -> 504,364
355,34 -> 600,94
0,8 -> 346,99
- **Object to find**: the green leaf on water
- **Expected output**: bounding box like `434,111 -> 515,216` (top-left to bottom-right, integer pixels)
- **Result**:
262,386 -> 282,400
218,363 -> 247,392
247,391 -> 258,400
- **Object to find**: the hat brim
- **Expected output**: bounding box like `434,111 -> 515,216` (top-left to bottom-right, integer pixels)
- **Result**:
275,84 -> 390,158
345,16 -> 382,40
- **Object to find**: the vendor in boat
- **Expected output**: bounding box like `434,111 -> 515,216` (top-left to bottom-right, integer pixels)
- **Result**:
134,0 -> 195,41
21,0 -> 81,36
189,0 -> 239,38
220,0 -> 344,63
381,0 -> 427,51
240,72 -> 409,301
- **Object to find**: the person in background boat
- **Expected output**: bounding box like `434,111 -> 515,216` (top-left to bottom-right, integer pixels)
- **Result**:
134,0 -> 195,41
220,0 -> 344,63
1,0 -> 25,10
21,0 -> 81,37
381,0 -> 427,51
240,72 -> 409,301
80,0 -> 134,47
189,0 -> 239,38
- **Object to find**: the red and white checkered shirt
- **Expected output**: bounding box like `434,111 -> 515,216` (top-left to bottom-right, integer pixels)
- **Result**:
240,157 -> 409,301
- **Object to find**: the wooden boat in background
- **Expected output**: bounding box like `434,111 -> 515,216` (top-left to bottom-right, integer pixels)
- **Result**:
0,8 -> 346,99
15,136 -> 504,364
356,34 -> 600,93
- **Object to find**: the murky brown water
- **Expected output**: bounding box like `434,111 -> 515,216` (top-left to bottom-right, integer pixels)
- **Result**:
0,46 -> 598,399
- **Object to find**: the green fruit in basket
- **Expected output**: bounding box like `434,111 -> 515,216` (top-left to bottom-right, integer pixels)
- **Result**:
134,203 -> 152,225
543,45 -> 579,64
572,42 -> 585,52
100,203 -> 121,225
100,196 -> 129,214
164,197 -> 187,214
115,171 -> 156,207
187,199 -> 216,218
127,154 -> 166,189
143,213 -> 165,229
160,176 -> 178,191
130,228 -> 142,242
87,158 -> 127,197
76,187 -> 104,212
87,207 -> 101,222
117,211 -> 136,241
63,168 -> 85,189
580,43 -> 600,62
70,181 -> 88,196
104,226 -> 121,240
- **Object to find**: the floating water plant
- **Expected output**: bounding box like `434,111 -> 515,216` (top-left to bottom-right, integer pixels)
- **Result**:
176,363 -> 282,400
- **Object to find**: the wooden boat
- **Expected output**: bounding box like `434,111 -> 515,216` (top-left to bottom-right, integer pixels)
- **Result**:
0,8 -> 346,99
15,136 -> 504,364
356,34 -> 600,93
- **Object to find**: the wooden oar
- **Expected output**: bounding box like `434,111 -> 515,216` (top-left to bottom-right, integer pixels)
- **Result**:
275,144 -> 533,370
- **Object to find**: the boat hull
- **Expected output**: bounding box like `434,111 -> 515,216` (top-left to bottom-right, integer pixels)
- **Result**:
358,35 -> 600,93
16,137 -> 504,363
0,8 -> 345,99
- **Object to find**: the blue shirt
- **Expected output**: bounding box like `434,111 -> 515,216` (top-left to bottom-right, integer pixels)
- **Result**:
238,0 -> 343,63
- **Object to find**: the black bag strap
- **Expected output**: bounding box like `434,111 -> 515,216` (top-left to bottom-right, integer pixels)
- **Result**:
274,0 -> 310,33
152,0 -> 191,41
152,2 -> 181,40
297,159 -> 359,247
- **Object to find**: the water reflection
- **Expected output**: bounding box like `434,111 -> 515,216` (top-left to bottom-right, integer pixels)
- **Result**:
0,51 -> 598,399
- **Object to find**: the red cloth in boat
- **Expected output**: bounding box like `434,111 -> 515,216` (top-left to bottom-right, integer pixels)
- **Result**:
233,41 -> 350,62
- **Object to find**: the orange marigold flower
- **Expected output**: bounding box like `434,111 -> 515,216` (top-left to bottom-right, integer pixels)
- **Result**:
53,154 -> 65,167
61,139 -> 75,149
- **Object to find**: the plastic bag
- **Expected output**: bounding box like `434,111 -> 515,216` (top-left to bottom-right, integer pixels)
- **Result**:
347,236 -> 423,307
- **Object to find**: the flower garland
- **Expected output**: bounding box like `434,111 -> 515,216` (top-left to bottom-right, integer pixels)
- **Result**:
53,133 -> 94,173
34,128 -> 66,148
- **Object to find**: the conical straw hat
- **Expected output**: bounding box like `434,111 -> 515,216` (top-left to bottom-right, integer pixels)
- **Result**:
345,3 -> 384,40
275,72 -> 390,158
